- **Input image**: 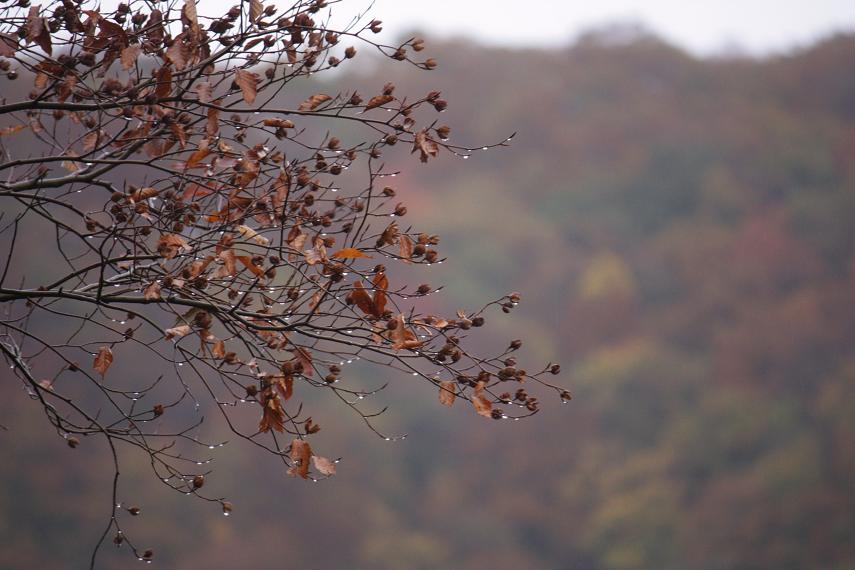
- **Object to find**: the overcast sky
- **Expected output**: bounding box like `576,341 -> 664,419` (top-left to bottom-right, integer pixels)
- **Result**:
362,0 -> 855,56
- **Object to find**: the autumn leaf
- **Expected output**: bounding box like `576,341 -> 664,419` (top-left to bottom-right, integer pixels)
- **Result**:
25,6 -> 52,55
143,281 -> 162,300
472,381 -> 493,418
157,233 -> 189,259
217,248 -> 236,277
372,272 -> 388,316
439,380 -> 456,407
312,455 -> 336,477
249,0 -> 263,23
237,224 -> 270,246
154,66 -> 172,98
259,391 -> 285,433
262,118 -> 295,129
399,234 -> 413,261
365,94 -> 394,110
349,281 -> 376,317
165,325 -> 192,339
237,255 -> 266,278
292,346 -> 313,377
0,33 -> 17,57
331,247 -> 372,260
93,346 -> 113,376
412,129 -> 439,163
299,93 -> 332,111
120,44 -> 140,71
287,439 -> 312,479
212,339 -> 226,359
234,69 -> 259,104
275,375 -> 294,401
390,313 -> 422,350
0,125 -> 27,137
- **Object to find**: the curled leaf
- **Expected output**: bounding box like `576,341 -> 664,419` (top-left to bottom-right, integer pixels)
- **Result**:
93,346 -> 113,376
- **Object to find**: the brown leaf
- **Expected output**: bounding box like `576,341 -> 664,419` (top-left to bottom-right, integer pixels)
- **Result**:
143,281 -> 162,300
216,248 -> 236,277
182,0 -> 198,27
249,0 -> 263,22
212,339 -> 226,359
439,380 -> 456,407
259,391 -> 285,433
331,247 -> 371,260
350,281 -> 377,317
154,66 -> 172,98
0,33 -> 17,57
93,346 -> 113,376
234,69 -> 259,104
195,82 -> 212,102
237,224 -> 270,246
165,324 -> 192,339
312,455 -> 336,477
365,94 -> 394,110
262,118 -> 295,129
412,129 -> 439,163
399,234 -> 413,261
169,123 -> 187,149
25,6 -> 52,55
292,346 -> 313,377
287,439 -> 312,479
390,314 -> 422,350
233,257 -> 263,279
0,125 -> 27,137
120,44 -> 140,71
275,374 -> 294,401
299,93 -> 332,112
185,143 -> 211,170
372,272 -> 388,316
157,233 -> 189,259
472,381 -> 493,418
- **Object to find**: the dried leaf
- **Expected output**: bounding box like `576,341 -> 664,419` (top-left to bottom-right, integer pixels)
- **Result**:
299,93 -> 332,111
154,66 -> 172,98
0,33 -> 18,57
350,281 -> 376,317
25,6 -> 52,55
292,346 -> 313,377
120,44 -> 140,71
288,439 -> 312,479
143,281 -> 162,300
93,346 -> 113,376
413,129 -> 439,163
212,339 -> 226,359
372,272 -> 388,316
234,69 -> 259,104
275,374 -> 294,401
0,125 -> 27,137
236,255 -> 266,277
331,247 -> 371,259
262,118 -> 295,129
365,94 -> 394,110
312,455 -> 336,477
237,224 -> 270,246
157,233 -> 189,259
249,0 -> 263,22
472,381 -> 493,418
399,234 -> 413,261
259,392 -> 285,433
165,324 -> 192,339
195,82 -> 212,103
439,380 -> 456,407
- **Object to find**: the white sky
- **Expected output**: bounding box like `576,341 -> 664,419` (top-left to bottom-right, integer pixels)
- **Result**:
362,0 -> 855,55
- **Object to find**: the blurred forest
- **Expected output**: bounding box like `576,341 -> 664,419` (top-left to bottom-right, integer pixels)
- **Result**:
3,27 -> 855,569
